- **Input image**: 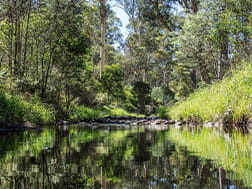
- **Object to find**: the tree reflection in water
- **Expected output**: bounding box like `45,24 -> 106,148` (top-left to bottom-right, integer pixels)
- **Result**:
0,127 -> 248,189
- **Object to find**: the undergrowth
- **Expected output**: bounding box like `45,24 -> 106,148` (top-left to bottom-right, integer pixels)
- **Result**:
0,90 -> 55,125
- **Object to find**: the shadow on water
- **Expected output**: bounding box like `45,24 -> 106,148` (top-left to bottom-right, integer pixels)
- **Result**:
0,126 -> 251,188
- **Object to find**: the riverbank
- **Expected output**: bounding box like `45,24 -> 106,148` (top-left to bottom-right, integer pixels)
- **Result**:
0,89 -> 144,130
58,116 -> 175,130
169,63 -> 252,131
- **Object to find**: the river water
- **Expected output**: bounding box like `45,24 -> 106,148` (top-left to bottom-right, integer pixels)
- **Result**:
0,126 -> 251,188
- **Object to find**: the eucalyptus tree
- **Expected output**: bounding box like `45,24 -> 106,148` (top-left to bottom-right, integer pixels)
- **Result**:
170,0 -> 252,100
117,0 -> 177,88
83,0 -> 123,76
0,0 -> 33,77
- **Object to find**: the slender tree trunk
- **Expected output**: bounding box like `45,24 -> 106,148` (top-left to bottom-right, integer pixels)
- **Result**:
8,20 -> 14,75
43,49 -> 54,97
23,0 -> 32,76
13,15 -> 22,77
99,0 -> 106,78
218,30 -> 229,79
40,47 -> 46,97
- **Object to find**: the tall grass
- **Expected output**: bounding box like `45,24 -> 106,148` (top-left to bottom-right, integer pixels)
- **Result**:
169,64 -> 252,122
0,90 -> 55,125
167,127 -> 252,187
69,105 -> 105,120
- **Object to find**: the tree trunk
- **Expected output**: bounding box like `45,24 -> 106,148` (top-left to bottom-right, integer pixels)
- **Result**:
8,20 -> 14,75
14,16 -> 22,76
22,0 -> 32,76
218,30 -> 229,79
99,0 -> 107,78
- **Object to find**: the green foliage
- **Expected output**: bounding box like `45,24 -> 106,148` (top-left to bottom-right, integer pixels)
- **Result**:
170,0 -> 252,100
100,64 -> 125,102
169,63 -> 252,122
122,86 -> 138,112
132,81 -> 151,114
151,86 -> 175,106
151,87 -> 164,105
0,90 -> 55,125
157,106 -> 169,119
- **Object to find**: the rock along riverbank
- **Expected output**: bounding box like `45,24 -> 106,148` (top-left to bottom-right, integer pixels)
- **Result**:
58,116 -> 252,133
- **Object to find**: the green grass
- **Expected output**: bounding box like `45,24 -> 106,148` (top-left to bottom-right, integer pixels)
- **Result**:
103,106 -> 144,117
169,63 -> 252,122
69,105 -> 143,121
0,90 -> 55,125
167,127 -> 252,187
69,105 -> 105,120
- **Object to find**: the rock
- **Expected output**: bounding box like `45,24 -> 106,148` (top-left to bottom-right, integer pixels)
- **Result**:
214,121 -> 223,127
175,124 -> 182,129
175,121 -> 183,126
246,119 -> 252,133
204,122 -> 214,128
154,120 -> 164,125
58,120 -> 70,126
168,120 -> 176,124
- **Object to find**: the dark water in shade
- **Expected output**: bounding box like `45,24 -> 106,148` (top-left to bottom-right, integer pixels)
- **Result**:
0,126 -> 250,189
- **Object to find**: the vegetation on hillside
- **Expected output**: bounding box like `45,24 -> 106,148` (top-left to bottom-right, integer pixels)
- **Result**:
169,64 -> 252,123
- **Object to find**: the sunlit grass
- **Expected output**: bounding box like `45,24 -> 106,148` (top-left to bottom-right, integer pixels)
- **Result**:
167,127 -> 252,187
103,106 -> 144,117
69,105 -> 144,120
169,63 -> 252,122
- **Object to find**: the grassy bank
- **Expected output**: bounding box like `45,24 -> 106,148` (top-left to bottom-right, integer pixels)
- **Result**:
0,88 -> 142,126
0,90 -> 55,125
169,63 -> 252,123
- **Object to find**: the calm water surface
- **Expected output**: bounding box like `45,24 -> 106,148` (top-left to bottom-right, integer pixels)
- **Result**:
0,126 -> 251,189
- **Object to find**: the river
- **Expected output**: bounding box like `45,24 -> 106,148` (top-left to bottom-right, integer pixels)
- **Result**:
0,125 -> 251,188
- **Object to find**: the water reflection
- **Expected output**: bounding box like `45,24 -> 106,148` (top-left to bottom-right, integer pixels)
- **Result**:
0,126 -> 250,188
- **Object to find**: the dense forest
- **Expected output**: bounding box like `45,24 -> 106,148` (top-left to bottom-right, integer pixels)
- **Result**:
0,0 -> 251,125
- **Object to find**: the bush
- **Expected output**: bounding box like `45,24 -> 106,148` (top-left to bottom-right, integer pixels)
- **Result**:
132,81 -> 151,113
157,106 -> 169,119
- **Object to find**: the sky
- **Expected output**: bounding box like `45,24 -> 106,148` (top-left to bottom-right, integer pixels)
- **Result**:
111,1 -> 129,40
